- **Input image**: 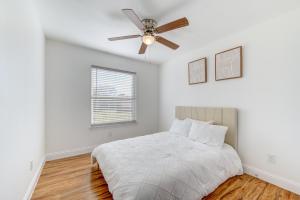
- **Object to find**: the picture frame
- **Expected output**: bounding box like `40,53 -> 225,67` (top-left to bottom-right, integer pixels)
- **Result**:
215,46 -> 243,81
188,57 -> 207,85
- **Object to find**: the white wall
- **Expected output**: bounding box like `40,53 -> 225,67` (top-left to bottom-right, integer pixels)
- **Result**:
45,40 -> 159,157
159,8 -> 300,191
0,0 -> 45,199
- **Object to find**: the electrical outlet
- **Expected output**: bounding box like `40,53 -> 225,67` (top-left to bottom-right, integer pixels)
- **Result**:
267,154 -> 277,164
30,161 -> 33,171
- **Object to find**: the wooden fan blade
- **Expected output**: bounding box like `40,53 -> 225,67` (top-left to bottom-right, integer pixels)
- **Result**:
155,36 -> 179,50
122,9 -> 144,30
138,43 -> 147,54
156,17 -> 189,34
108,35 -> 140,41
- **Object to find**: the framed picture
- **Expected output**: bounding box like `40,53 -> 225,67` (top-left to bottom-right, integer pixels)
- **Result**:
215,46 -> 243,81
188,57 -> 207,85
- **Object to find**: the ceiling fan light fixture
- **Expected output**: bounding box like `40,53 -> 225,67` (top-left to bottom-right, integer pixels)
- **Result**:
142,34 -> 155,45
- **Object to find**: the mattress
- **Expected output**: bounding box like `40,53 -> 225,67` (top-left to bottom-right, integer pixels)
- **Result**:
92,132 -> 243,200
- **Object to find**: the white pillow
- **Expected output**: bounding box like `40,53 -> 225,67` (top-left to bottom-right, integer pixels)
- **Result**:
169,118 -> 192,137
185,118 -> 216,125
189,121 -> 228,146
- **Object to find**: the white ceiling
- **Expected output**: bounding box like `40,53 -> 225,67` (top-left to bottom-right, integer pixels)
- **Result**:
35,0 -> 300,64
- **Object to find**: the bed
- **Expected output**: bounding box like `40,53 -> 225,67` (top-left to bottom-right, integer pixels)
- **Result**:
91,107 -> 243,200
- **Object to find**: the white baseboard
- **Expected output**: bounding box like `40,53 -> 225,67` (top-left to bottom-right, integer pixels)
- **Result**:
23,157 -> 45,200
243,164 -> 300,195
46,145 -> 97,161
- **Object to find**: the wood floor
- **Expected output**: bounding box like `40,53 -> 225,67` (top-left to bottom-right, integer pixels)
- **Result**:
32,154 -> 300,200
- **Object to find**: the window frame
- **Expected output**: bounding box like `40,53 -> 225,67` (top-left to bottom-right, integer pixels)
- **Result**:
90,65 -> 137,127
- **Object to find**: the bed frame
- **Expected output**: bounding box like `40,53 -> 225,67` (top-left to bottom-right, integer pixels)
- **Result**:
91,106 -> 238,199
175,106 -> 238,150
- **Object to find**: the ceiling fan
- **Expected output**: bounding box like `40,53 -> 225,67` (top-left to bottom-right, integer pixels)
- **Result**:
108,9 -> 189,54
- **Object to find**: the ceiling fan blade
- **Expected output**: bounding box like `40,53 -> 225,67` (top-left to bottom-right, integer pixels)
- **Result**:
122,9 -> 144,31
156,17 -> 189,34
155,36 -> 179,50
108,35 -> 141,41
138,43 -> 147,54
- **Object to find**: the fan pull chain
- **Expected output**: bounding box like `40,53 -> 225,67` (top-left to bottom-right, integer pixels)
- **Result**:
144,45 -> 152,64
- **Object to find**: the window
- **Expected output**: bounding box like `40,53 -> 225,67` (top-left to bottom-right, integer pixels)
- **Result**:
91,66 -> 137,126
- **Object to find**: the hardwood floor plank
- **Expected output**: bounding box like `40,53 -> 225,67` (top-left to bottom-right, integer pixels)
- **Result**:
203,174 -> 253,199
31,154 -> 299,200
242,178 -> 267,199
258,183 -> 281,200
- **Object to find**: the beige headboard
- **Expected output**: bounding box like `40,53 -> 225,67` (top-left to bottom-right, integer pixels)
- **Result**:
175,106 -> 238,150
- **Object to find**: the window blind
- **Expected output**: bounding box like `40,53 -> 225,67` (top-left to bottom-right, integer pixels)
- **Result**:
91,66 -> 137,126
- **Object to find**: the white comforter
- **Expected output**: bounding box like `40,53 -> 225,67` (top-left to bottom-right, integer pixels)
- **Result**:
92,132 -> 243,200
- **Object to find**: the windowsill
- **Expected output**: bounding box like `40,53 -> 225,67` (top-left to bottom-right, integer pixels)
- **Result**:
90,120 -> 137,128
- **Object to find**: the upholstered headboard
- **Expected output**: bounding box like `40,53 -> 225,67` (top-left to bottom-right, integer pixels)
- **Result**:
175,106 -> 238,150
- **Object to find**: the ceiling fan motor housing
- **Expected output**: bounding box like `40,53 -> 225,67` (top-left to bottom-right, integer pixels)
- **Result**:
142,19 -> 157,35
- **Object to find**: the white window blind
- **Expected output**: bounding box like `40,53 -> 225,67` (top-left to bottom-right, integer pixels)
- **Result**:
91,66 -> 137,126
